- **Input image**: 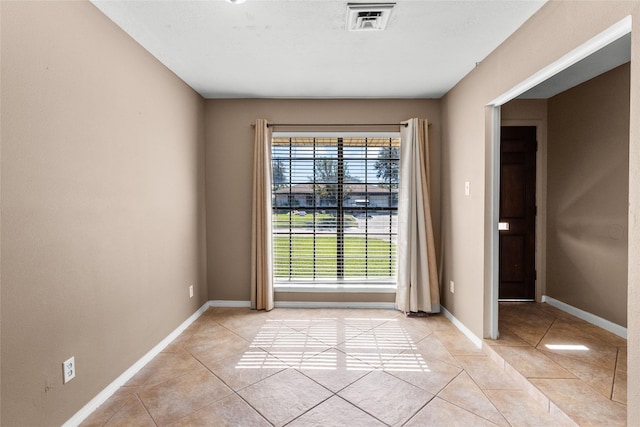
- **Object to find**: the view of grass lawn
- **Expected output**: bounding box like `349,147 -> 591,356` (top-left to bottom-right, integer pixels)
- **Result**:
273,212 -> 358,229
274,235 -> 396,278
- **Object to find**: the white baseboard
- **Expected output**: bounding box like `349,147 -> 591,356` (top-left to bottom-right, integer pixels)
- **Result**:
63,299 -> 474,426
542,295 -> 627,339
441,306 -> 483,349
274,301 -> 397,309
62,302 -> 210,427
208,300 -> 252,308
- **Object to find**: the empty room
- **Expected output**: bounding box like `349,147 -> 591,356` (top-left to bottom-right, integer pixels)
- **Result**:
2,1 -> 639,426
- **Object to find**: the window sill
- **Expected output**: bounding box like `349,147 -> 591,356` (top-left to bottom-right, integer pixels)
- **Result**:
274,282 -> 397,293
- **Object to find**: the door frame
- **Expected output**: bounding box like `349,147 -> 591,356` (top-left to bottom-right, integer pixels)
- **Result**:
500,121 -> 547,303
484,16 -> 632,339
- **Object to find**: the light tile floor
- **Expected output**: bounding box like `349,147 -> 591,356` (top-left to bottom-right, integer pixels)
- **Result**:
81,305 -> 616,426
484,302 -> 627,427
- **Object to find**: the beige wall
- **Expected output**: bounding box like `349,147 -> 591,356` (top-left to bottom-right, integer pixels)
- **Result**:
546,64 -> 630,326
3,0 -> 640,425
205,99 -> 441,302
442,1 -> 640,425
442,2 -> 638,330
500,66 -> 630,328
440,1 -> 639,424
1,2 -> 207,425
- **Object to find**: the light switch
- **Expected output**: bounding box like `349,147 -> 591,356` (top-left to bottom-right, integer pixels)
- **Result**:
464,181 -> 470,196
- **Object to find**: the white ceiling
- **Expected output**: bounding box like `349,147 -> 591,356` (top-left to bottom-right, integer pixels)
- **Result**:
91,0 -> 547,99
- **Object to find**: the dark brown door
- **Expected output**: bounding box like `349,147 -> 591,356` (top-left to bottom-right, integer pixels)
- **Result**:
499,126 -> 536,300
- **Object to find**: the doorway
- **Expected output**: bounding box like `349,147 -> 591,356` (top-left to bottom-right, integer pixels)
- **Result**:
485,17 -> 632,339
499,126 -> 536,300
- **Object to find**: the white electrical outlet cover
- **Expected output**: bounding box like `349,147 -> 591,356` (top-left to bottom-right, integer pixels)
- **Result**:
63,356 -> 76,384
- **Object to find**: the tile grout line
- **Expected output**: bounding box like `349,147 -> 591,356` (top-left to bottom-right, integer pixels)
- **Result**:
135,393 -> 160,427
534,315 -> 558,348
399,370 -> 469,426
188,342 -> 276,426
281,318 -> 424,426
228,317 -> 369,426
177,320 -> 278,426
92,393 -> 140,427
93,307 -> 607,426
445,361 -> 512,426
230,388 -> 276,427
500,303 -> 628,406
330,394 -> 392,427
482,341 -> 557,418
611,347 -> 620,401
215,384 -> 276,427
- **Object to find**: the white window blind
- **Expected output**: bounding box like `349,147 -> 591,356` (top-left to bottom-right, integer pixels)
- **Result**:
271,135 -> 400,285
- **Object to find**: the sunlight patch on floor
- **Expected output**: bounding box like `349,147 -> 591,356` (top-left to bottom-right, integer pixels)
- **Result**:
236,317 -> 431,372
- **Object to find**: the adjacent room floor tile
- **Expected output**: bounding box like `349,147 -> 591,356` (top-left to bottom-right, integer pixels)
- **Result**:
538,326 -> 618,370
530,378 -> 627,427
616,346 -> 627,372
490,345 -> 575,379
612,369 -> 627,404
542,350 -> 615,399
484,326 -> 531,347
499,305 -> 555,347
494,302 -> 627,425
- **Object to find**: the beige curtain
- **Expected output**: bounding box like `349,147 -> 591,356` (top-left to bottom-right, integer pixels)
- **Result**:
396,118 -> 440,313
250,119 -> 274,311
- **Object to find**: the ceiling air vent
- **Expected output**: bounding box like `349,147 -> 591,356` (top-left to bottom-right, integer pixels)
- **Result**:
347,3 -> 395,32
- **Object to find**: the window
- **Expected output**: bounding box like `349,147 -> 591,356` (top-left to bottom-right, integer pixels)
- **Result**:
272,133 -> 400,289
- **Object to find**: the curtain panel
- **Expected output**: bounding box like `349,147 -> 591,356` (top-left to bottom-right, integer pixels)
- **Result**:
250,119 -> 274,310
396,118 -> 440,313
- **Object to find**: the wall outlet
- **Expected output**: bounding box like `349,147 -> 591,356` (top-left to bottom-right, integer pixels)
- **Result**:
62,356 -> 75,384
449,280 -> 455,293
189,285 -> 194,298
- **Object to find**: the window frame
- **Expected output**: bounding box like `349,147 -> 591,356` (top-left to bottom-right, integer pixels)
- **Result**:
271,131 -> 400,294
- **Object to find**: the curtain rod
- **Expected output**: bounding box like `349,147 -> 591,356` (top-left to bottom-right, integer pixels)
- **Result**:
251,123 -> 410,128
